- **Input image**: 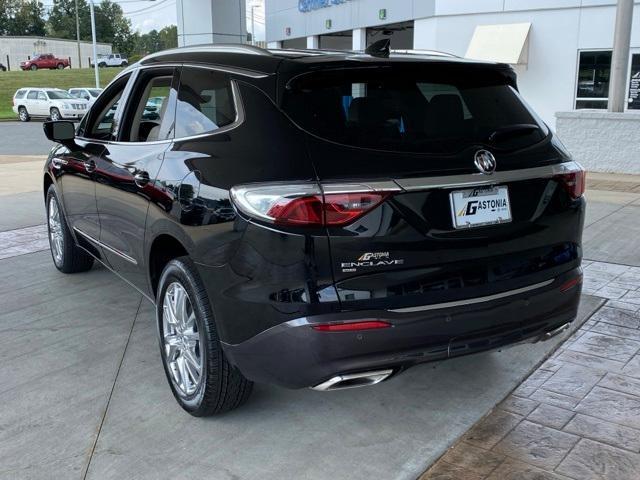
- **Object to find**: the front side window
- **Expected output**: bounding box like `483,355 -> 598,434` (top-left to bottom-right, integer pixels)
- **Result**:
283,67 -> 547,153
82,73 -> 131,140
174,67 -> 237,138
576,50 -> 611,109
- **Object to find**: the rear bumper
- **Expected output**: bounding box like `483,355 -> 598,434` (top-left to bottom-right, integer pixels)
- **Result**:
222,267 -> 582,389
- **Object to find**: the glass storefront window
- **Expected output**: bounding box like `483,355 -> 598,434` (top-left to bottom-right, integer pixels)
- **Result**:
575,50 -> 612,109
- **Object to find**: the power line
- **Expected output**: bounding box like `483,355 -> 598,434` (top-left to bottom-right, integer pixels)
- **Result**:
124,0 -> 174,15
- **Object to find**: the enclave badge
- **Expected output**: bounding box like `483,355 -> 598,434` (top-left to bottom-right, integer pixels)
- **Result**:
474,150 -> 497,174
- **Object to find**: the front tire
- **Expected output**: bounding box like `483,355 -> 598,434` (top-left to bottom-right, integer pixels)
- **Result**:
46,185 -> 94,273
30,64 -> 37,71
157,257 -> 253,416
50,107 -> 61,121
18,107 -> 29,122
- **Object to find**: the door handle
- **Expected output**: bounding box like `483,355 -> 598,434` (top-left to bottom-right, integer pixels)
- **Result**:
51,157 -> 68,169
84,159 -> 96,173
134,171 -> 150,188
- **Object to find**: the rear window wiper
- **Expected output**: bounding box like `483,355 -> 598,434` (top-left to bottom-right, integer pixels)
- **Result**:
487,124 -> 542,143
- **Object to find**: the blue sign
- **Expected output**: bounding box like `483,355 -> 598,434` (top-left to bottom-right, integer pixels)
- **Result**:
298,0 -> 350,13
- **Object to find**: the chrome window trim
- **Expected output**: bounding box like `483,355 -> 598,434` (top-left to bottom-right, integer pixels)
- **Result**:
73,227 -> 138,266
394,161 -> 583,191
388,278 -> 555,313
321,181 -> 402,194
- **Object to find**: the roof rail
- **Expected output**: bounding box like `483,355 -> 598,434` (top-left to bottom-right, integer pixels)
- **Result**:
142,43 -> 273,62
390,49 -> 458,58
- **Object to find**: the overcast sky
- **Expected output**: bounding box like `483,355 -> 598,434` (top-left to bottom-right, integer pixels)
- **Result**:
122,0 -> 265,40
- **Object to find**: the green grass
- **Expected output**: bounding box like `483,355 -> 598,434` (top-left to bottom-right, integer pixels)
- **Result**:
0,68 -> 124,120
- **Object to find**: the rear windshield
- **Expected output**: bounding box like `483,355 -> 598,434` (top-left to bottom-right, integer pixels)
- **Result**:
282,66 -> 548,153
47,90 -> 73,100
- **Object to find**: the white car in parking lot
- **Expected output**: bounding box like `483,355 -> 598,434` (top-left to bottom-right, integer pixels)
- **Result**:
68,87 -> 103,106
12,88 -> 89,122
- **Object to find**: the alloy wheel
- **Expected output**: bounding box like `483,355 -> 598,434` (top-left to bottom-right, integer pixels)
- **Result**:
48,197 -> 64,265
19,108 -> 28,121
50,109 -> 60,121
162,282 -> 203,396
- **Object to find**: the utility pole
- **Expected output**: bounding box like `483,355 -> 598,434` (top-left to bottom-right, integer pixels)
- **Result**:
251,5 -> 257,46
89,0 -> 99,88
608,0 -> 634,112
74,0 -> 82,68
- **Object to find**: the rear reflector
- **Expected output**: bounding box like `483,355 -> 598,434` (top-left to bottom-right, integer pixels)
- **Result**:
230,182 -> 393,227
559,274 -> 583,292
555,169 -> 586,200
312,320 -> 392,332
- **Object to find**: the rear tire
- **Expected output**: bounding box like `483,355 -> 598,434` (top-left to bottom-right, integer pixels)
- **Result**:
157,257 -> 253,416
46,185 -> 94,273
18,107 -> 29,122
98,62 -> 106,68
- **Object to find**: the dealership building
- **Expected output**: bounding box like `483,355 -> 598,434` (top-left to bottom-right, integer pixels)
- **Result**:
265,0 -> 640,128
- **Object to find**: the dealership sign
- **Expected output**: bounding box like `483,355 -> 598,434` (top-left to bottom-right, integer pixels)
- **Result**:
299,0 -> 351,13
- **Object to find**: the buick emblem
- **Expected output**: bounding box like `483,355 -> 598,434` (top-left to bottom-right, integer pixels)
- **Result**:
474,150 -> 496,175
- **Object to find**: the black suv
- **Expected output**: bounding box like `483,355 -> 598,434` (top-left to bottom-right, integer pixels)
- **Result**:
43,43 -> 585,416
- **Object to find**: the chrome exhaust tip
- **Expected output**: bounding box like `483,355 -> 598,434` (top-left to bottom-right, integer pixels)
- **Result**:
541,322 -> 572,341
311,369 -> 394,391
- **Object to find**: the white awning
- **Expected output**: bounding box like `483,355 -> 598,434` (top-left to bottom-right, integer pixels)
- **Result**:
465,23 -> 532,65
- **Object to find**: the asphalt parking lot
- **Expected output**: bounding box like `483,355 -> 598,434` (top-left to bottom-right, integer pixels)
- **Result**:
0,126 -> 639,479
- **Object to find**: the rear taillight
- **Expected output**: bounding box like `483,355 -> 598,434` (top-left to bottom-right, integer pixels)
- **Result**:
231,183 -> 394,227
555,169 -> 586,199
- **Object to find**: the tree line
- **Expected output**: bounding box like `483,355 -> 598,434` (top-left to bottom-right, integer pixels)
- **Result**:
0,0 -> 177,59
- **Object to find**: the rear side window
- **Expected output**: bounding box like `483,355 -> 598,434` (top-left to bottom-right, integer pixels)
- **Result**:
283,66 -> 548,153
15,90 -> 26,99
27,91 -> 38,100
174,67 -> 236,138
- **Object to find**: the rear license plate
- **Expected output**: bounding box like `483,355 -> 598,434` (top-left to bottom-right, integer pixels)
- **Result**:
450,186 -> 512,229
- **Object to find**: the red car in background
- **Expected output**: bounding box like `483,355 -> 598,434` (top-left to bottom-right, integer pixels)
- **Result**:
20,54 -> 70,71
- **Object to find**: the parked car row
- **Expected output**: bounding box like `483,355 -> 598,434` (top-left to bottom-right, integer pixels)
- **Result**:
12,87 -> 103,122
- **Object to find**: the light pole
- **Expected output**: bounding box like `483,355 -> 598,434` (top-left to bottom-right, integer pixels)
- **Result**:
89,0 -> 99,88
251,5 -> 257,46
74,0 -> 82,68
608,0 -> 634,112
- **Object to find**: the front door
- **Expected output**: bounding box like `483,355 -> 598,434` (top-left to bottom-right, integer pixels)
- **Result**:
95,66 -> 178,293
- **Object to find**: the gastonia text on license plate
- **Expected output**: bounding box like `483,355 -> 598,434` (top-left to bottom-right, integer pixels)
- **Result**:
450,186 -> 512,229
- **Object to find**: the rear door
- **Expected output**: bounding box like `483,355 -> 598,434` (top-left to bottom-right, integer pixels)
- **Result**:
282,63 -> 584,311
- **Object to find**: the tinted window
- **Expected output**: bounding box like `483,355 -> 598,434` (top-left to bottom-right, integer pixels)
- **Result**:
174,67 -> 236,138
283,67 -> 547,153
120,68 -> 177,142
37,91 -> 47,101
15,90 -> 26,99
27,91 -> 38,100
83,73 -> 131,140
576,50 -> 611,110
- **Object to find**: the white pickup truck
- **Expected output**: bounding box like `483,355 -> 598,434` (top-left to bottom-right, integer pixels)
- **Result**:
91,53 -> 128,68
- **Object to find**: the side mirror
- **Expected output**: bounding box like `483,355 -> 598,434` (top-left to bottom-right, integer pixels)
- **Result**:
43,121 -> 76,147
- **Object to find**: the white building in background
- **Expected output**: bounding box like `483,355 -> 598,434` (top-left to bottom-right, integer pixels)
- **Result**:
265,0 -> 640,127
0,36 -> 112,70
177,0 -> 247,46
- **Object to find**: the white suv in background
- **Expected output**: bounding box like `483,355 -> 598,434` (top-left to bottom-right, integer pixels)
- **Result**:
12,88 -> 89,122
68,87 -> 103,106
